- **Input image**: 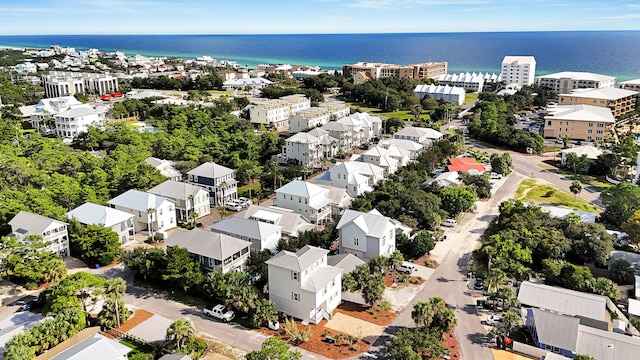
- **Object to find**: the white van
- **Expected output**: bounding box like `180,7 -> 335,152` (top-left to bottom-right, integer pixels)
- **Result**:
396,262 -> 416,274
442,219 -> 457,227
490,172 -> 502,179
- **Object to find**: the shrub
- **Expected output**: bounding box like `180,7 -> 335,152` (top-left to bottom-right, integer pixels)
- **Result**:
378,300 -> 393,312
424,259 -> 439,268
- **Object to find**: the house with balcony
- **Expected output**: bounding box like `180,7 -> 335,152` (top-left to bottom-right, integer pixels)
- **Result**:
165,228 -> 251,273
357,146 -> 399,176
281,132 -> 321,167
186,162 -> 237,207
319,101 -> 350,120
8,211 -> 70,256
320,122 -> 354,152
307,128 -> 339,159
288,107 -> 331,134
266,245 -> 342,324
249,94 -> 310,131
242,205 -> 315,238
210,216 -> 282,252
559,87 -> 639,117
107,189 -> 176,238
147,180 -> 210,223
336,113 -> 382,146
66,202 -> 135,245
535,71 -> 616,94
343,161 -> 386,185
315,162 -> 374,197
54,104 -> 104,140
543,105 -> 615,141
336,209 -> 398,260
275,180 -> 332,225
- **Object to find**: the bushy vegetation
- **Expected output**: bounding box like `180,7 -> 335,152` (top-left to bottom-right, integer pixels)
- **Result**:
0,235 -> 66,289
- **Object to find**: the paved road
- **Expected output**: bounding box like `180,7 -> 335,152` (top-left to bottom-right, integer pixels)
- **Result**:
362,172 -> 524,360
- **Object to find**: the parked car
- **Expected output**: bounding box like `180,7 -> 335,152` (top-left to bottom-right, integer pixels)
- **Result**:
490,172 -> 502,180
438,232 -> 448,241
474,277 -> 485,290
396,262 -> 416,274
204,304 -> 235,322
237,197 -> 252,207
225,200 -> 243,212
485,315 -> 503,326
442,219 -> 457,228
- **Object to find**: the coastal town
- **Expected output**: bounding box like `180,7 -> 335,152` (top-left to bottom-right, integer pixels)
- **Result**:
1,43 -> 640,360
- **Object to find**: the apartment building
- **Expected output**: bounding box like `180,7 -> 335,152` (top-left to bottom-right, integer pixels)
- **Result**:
559,87 -> 639,117
288,107 -> 331,133
438,72 -> 486,93
414,84 -> 466,105
342,61 -> 447,82
249,94 -> 310,131
501,56 -> 536,87
535,71 -> 616,94
543,104 -> 615,141
42,71 -> 118,98
619,78 -> 640,92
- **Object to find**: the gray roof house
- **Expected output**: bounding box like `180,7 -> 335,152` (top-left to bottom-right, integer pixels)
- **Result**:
242,205 -> 315,237
49,332 -> 131,360
265,245 -> 342,324
327,253 -> 367,274
66,202 -> 135,245
147,180 -> 210,223
336,209 -> 398,260
145,157 -> 182,181
107,189 -> 176,236
210,217 -> 282,252
8,211 -> 70,256
165,228 -> 251,273
186,162 -> 238,207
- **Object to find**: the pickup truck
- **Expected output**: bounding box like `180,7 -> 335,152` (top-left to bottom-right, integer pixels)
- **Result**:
203,304 -> 235,322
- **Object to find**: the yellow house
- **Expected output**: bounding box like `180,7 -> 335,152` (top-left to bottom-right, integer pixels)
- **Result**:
543,105 -> 614,141
558,87 -> 638,117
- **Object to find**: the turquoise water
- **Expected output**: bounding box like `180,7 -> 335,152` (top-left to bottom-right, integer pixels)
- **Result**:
1,32 -> 639,81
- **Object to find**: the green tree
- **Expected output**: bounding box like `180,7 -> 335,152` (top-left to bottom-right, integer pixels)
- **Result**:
622,209 -> 640,245
362,274 -> 385,307
459,172 -> 492,199
490,153 -> 512,175
387,328 -> 449,360
251,298 -> 279,328
589,277 -> 619,301
610,259 -> 634,284
601,182 -> 640,227
369,255 -> 388,274
166,318 -> 197,352
390,250 -> 404,283
397,231 -> 435,260
570,180 -> 583,200
0,235 -> 67,288
246,249 -> 274,282
574,355 -> 595,360
563,152 -> 590,174
68,219 -> 122,266
100,277 -> 127,327
440,185 -> 476,216
246,336 -> 302,360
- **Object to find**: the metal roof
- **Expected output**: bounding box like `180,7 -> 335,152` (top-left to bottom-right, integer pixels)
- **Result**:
165,228 -> 251,261
8,211 -> 67,236
266,245 -> 328,272
336,209 -> 394,238
546,105 -> 615,123
301,266 -> 343,292
518,281 -> 607,321
576,324 -> 640,360
50,333 -> 131,360
66,202 -> 133,227
327,253 -> 366,274
243,205 -> 314,236
107,189 -> 171,212
276,180 -> 327,199
532,308 -> 580,351
187,162 -> 234,179
147,180 -> 207,201
210,217 -> 281,241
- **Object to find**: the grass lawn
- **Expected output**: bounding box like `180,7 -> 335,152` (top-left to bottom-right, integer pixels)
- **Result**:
208,89 -> 235,95
120,339 -> 158,359
166,290 -> 209,308
123,120 -> 143,129
464,93 -> 478,104
515,179 -> 599,213
345,101 -> 434,121
238,181 -> 261,199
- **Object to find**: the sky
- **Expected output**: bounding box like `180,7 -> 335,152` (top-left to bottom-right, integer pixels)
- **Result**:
0,0 -> 639,35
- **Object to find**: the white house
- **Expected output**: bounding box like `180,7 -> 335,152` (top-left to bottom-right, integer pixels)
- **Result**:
288,107 -> 331,134
320,121 -> 354,152
30,96 -> 83,134
344,161 -> 386,185
438,72 -> 486,93
381,144 -> 411,166
319,101 -> 350,119
165,228 -> 251,273
378,138 -> 425,160
266,245 -> 342,324
186,162 -> 238,207
315,162 -> 374,197
275,180 -> 332,224
358,146 -> 399,176
307,128 -> 339,159
320,185 -> 353,217
394,126 -> 443,144
8,211 -> 70,256
49,332 -> 132,360
66,202 -> 135,245
336,113 -> 382,146
145,157 -> 182,181
210,217 -> 282,252
336,209 -> 397,260
413,84 -> 466,106
54,104 -> 104,140
242,205 -> 315,238
501,56 -> 536,87
107,189 -> 176,238
146,180 -> 210,223
282,132 -> 321,167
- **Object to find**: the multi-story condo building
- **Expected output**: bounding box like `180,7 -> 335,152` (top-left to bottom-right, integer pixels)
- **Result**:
501,56 -> 536,87
275,180 -> 333,224
66,202 -> 135,245
438,72 -> 486,93
249,94 -> 310,131
336,112 -> 382,146
282,132 -> 321,167
288,107 -> 331,134
321,122 -> 354,151
42,71 -> 118,98
318,101 -> 350,120
535,71 -> 616,94
543,105 -> 615,141
186,162 -> 238,207
559,88 -> 639,117
54,104 -> 104,140
342,61 -> 447,82
619,78 -> 640,92
8,211 -> 70,256
265,245 -> 342,324
414,84 -> 466,105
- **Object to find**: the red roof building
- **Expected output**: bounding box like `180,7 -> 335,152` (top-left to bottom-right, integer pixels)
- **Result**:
447,158 -> 486,173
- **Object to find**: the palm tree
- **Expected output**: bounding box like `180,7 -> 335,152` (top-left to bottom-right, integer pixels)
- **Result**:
570,180 -> 582,200
251,298 -> 278,328
105,278 -> 127,327
186,193 -> 195,223
220,180 -> 227,206
166,317 -> 196,352
411,301 -> 435,328
390,250 -> 404,284
146,207 -> 156,239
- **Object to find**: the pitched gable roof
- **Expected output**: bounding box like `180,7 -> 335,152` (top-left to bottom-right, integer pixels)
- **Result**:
187,162 -> 234,179
518,281 -> 608,321
66,202 -> 133,227
8,211 -> 67,235
107,189 -> 171,212
210,217 -> 281,240
276,180 -> 327,199
336,209 -> 393,238
165,228 -> 251,260
265,245 -> 328,272
147,180 -> 207,200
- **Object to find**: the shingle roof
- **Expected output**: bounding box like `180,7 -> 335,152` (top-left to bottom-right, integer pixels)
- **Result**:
518,281 -> 607,321
336,209 -> 393,238
66,202 -> 133,227
107,189 -> 171,212
265,245 -> 328,272
532,308 -> 580,351
147,180 -> 207,201
276,180 -> 327,199
187,162 -> 234,179
165,228 -> 251,261
50,333 -> 131,360
210,217 -> 281,241
8,211 -> 67,235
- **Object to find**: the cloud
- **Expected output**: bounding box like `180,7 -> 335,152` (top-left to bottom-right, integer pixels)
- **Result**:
604,13 -> 640,20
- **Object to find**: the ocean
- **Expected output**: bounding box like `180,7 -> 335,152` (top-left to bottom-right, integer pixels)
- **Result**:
1,32 -> 639,82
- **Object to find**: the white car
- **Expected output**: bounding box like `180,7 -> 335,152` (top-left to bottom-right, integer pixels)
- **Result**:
485,315 -> 503,326
204,304 -> 235,322
490,172 -> 502,179
237,197 -> 252,207
396,262 -> 416,274
225,201 -> 243,212
442,219 -> 457,227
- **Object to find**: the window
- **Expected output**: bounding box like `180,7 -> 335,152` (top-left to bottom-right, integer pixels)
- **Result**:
292,293 -> 300,301
292,271 -> 299,281
588,130 -> 592,134
547,121 -> 552,126
597,123 -> 605,128
354,238 -> 359,246
588,123 -> 593,127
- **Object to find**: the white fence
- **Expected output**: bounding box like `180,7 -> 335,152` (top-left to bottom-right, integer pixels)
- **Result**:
513,341 -> 547,359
